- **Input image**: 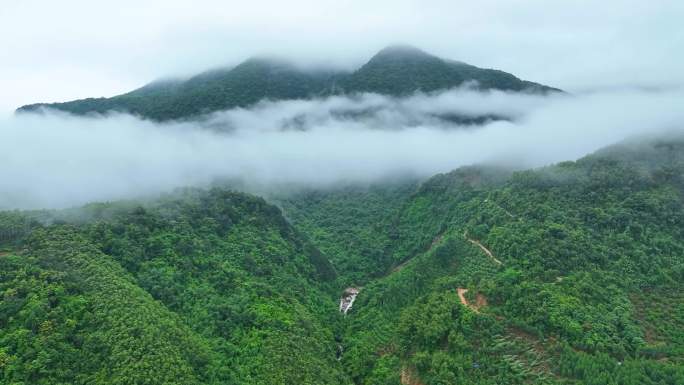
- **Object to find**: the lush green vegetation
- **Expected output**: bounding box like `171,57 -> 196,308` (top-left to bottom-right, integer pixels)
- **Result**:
342,45 -> 558,96
324,137 -> 684,384
273,180 -> 420,285
17,59 -> 337,121
0,189 -> 350,385
17,45 -> 558,121
2,136 -> 684,384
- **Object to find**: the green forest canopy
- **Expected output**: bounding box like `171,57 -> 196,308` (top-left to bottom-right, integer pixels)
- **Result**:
1,134 -> 683,384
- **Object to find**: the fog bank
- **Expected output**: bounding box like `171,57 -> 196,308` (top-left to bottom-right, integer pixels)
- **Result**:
1,87 -> 682,209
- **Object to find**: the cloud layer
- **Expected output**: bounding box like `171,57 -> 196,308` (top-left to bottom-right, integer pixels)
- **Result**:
1,87 -> 683,209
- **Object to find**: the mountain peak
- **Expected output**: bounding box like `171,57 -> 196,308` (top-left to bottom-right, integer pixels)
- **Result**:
235,56 -> 298,72
370,44 -> 437,62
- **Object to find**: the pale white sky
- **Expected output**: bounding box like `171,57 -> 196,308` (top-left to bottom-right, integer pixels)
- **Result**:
1,0 -> 683,115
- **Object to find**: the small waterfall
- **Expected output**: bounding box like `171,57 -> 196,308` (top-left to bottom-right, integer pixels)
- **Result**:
339,287 -> 361,315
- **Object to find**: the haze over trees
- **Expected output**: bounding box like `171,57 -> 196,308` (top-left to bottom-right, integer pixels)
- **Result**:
2,43 -> 683,385
2,134 -> 683,384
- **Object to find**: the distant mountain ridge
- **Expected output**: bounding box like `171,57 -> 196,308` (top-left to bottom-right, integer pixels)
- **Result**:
17,45 -> 561,121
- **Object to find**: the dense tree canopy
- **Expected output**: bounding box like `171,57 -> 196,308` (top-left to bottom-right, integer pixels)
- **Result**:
0,190 -> 349,385
1,136 -> 683,384
283,136 -> 684,384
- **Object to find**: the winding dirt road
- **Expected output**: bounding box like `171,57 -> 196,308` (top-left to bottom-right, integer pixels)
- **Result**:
457,288 -> 477,312
464,231 -> 503,265
392,233 -> 445,273
457,288 -> 488,313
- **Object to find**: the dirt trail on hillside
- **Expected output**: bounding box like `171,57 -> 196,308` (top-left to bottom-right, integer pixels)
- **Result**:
457,288 -> 475,312
457,288 -> 487,313
392,259 -> 411,273
392,233 -> 445,273
464,231 -> 503,265
484,198 -> 516,219
401,366 -> 425,385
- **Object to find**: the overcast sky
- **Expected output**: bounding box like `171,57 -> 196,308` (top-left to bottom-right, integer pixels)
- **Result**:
1,0 -> 683,115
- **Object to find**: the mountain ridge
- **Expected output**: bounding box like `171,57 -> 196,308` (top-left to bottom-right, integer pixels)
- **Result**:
17,45 -> 561,121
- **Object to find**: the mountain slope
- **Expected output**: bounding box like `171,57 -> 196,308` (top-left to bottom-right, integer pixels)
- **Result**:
0,228 -> 212,385
279,134 -> 684,384
17,45 -> 560,121
341,45 -> 557,95
273,180 -> 421,286
18,58 -> 338,121
0,189 -> 351,385
4,129 -> 683,384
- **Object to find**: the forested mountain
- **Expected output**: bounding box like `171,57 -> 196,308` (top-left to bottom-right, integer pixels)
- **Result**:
280,134 -> 684,384
0,190 -> 350,385
275,180 -> 421,285
17,59 -> 338,121
342,45 -> 556,95
2,135 -> 684,384
16,45 -> 559,121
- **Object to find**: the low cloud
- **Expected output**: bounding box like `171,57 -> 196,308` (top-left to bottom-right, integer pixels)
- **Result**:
1,87 -> 683,209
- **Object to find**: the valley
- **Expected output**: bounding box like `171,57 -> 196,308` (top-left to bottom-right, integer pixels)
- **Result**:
3,134 -> 682,384
1,5 -> 682,378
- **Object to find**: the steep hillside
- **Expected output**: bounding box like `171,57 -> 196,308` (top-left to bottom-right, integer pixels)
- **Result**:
17,45 -> 559,121
281,135 -> 684,384
0,189 -> 350,385
341,45 -> 558,95
3,135 -> 684,384
17,59 -> 337,121
0,228 -> 213,385
274,180 -> 420,286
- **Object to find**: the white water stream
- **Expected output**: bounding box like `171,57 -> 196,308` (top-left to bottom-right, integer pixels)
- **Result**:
339,287 -> 361,315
